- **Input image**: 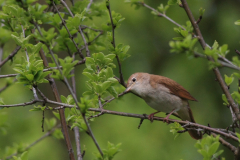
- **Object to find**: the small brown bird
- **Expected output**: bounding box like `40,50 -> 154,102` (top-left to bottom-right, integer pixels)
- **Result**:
125,72 -> 202,140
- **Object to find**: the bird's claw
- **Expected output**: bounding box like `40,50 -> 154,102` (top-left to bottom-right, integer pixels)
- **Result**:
148,114 -> 155,123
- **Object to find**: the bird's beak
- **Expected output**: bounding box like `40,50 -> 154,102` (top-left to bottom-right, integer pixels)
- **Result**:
124,86 -> 131,93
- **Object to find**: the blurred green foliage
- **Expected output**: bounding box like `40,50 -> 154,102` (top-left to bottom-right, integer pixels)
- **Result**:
0,0 -> 240,160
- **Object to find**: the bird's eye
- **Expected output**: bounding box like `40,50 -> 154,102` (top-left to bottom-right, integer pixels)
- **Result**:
132,77 -> 136,82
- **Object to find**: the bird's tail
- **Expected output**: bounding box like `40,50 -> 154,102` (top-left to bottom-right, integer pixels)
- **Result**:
177,105 -> 202,140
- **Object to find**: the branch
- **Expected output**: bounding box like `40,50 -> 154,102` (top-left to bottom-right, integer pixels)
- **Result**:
106,0 -> 125,86
71,52 -> 83,160
60,0 -> 90,57
180,0 -> 240,122
89,108 -> 239,142
5,124 -> 61,160
1,99 -> 239,142
0,46 -> 21,68
194,52 -> 240,71
139,2 -> 185,30
0,79 -> 17,94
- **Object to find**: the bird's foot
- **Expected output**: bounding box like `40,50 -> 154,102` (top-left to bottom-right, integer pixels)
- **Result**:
148,111 -> 160,123
163,117 -> 170,124
148,114 -> 155,123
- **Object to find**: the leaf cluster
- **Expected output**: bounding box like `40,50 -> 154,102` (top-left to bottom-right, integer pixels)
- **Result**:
195,135 -> 224,160
14,54 -> 51,86
83,52 -> 119,97
93,142 -> 122,160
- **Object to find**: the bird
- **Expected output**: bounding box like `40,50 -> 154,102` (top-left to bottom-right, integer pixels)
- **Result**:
125,72 -> 202,140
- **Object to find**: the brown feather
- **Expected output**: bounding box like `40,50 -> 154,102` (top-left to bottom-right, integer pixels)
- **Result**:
149,74 -> 197,101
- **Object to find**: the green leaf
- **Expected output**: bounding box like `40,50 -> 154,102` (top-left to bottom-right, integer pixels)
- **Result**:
212,40 -> 219,50
100,81 -> 112,92
199,8 -> 205,16
83,72 -> 95,80
60,95 -> 67,104
222,94 -> 229,106
107,86 -> 118,98
25,74 -> 34,82
224,74 -> 234,86
85,57 -> 95,69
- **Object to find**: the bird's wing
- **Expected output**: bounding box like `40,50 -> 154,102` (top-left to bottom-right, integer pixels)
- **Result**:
150,75 -> 197,101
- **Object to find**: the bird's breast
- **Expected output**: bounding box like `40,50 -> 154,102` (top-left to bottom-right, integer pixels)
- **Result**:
143,86 -> 184,113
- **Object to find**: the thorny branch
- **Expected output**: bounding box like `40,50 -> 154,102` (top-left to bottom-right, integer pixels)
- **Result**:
1,98 -> 239,143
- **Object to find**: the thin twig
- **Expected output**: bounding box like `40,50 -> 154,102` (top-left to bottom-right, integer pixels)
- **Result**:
139,2 -> 185,30
0,79 -> 17,94
5,124 -> 61,160
106,0 -> 125,86
103,91 -> 128,106
71,51 -> 83,160
0,46 -> 21,68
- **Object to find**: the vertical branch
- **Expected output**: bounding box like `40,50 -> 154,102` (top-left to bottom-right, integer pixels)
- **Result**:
180,0 -> 240,122
71,53 -> 83,160
60,0 -> 90,57
31,26 -> 76,160
47,44 -> 103,157
106,0 -> 125,86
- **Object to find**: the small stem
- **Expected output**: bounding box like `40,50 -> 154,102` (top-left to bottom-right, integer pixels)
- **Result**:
0,46 -> 21,68
5,124 -> 61,160
106,0 -> 125,86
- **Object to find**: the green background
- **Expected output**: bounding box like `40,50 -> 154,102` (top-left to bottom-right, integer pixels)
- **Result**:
1,0 -> 240,159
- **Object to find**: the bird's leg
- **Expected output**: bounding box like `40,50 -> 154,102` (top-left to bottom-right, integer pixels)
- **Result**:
148,111 -> 160,122
163,109 -> 176,123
